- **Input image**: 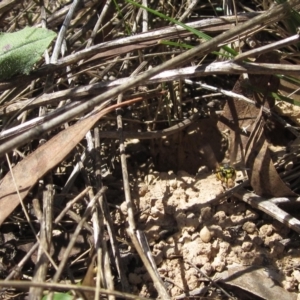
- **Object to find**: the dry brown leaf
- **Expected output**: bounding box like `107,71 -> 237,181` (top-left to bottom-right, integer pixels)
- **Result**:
81,253 -> 97,300
218,53 -> 297,197
0,98 -> 143,225
245,115 -> 297,197
217,76 -> 257,165
218,266 -> 298,300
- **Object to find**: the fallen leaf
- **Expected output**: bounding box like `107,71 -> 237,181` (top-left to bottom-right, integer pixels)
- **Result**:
245,115 -> 296,197
217,265 -> 297,300
218,53 -> 297,197
0,98 -> 143,225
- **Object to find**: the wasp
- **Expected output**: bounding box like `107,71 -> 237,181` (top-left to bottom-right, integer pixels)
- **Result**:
215,163 -> 236,189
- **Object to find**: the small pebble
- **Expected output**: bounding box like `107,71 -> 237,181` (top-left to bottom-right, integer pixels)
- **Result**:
200,226 -> 212,243
242,221 -> 256,234
241,241 -> 252,252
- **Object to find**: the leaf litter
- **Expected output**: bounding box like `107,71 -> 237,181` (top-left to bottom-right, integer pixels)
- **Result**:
1,0 -> 300,299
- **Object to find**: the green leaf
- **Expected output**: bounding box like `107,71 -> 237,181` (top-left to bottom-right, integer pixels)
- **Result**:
0,27 -> 56,80
159,40 -> 194,49
126,0 -> 237,58
42,292 -> 74,300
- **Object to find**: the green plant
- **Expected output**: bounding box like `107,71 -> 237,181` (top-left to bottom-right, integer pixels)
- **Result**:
0,26 -> 56,80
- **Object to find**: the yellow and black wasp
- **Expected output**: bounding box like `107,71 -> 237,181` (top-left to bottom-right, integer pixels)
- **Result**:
215,163 -> 237,189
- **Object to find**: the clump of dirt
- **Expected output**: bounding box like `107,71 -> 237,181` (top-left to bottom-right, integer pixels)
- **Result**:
115,169 -> 300,298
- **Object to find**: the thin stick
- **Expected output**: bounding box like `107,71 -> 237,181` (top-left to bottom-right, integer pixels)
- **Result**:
29,176 -> 53,300
187,261 -> 235,300
185,79 -> 300,138
1,0 -> 299,155
234,32 -> 300,61
4,187 -> 91,281
52,187 -> 107,283
51,0 -> 81,63
0,280 -> 153,300
3,61 -> 300,117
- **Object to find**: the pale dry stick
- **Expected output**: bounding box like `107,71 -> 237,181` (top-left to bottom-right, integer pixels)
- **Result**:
42,1 -> 81,124
92,126 -> 124,297
1,0 -> 299,156
4,57 -> 300,140
73,0 -> 113,87
136,230 -> 162,279
51,0 -> 81,63
137,6 -> 150,112
47,0 -> 79,111
0,93 -> 81,136
0,61 -> 292,135
223,0 -> 233,15
0,12 -> 287,92
4,60 -> 300,118
132,5 -> 143,34
4,154 -> 58,270
225,0 -> 241,53
116,99 -> 171,297
161,276 -> 186,293
87,199 -> 105,300
98,196 -> 130,292
176,286 -> 209,300
70,248 -> 92,267
39,0 -> 50,63
103,238 -> 115,300
187,261 -> 235,300
55,186 -> 92,223
52,187 -> 107,283
29,3 -> 54,289
0,281 -> 153,300
68,1 -> 113,46
4,187 -> 92,282
32,183 -> 43,223
116,95 -> 134,230
86,130 -> 94,152
60,100 -> 112,194
89,55 -> 121,84
7,1 -> 35,32
65,205 -> 94,233
0,77 -> 79,132
126,229 -> 171,299
60,39 -> 74,89
288,86 -> 300,98
87,0 -> 113,48
0,84 -> 16,104
178,0 -> 199,22
0,0 -> 17,15
116,62 -> 170,297
30,177 -> 54,300
184,79 -> 300,138
142,0 -> 148,32
4,59 -> 300,139
62,153 -> 86,194
234,32 -> 300,61
37,13 -> 262,70
233,189 -> 300,234
93,127 -> 101,184
86,153 -> 115,299
95,214 -> 104,300
36,0 -> 93,28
